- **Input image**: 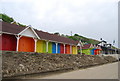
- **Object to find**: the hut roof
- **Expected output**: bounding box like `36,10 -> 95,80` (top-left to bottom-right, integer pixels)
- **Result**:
35,29 -> 78,45
0,22 -> 26,34
82,44 -> 92,49
1,21 -> 79,45
1,21 -> 26,34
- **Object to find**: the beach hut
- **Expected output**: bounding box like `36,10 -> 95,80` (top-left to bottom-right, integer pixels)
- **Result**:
57,43 -> 60,53
60,44 -> 64,54
47,42 -> 52,53
18,36 -> 35,52
95,49 -> 101,55
65,44 -> 70,54
91,48 -> 96,55
43,41 -> 46,53
97,49 -> 101,54
94,45 -> 102,55
1,34 -> 17,51
94,49 -> 98,55
17,26 -> 40,52
1,21 -> 26,51
82,44 -> 94,55
82,49 -> 91,55
36,40 -> 44,53
1,21 -> 80,54
52,42 -> 56,53
72,46 -> 77,54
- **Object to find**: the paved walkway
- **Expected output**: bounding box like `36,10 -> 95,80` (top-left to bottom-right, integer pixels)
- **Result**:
37,62 -> 118,79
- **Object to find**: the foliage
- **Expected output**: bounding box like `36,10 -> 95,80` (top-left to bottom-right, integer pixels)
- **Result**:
74,34 -> 79,36
18,23 -> 26,27
68,36 -> 78,41
0,14 -> 2,19
0,13 -> 103,45
0,13 -> 26,27
12,21 -> 18,25
54,32 -> 60,35
61,34 -> 65,37
0,13 -> 14,23
67,34 -> 100,44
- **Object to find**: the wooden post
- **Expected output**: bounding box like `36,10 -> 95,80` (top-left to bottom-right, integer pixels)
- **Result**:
16,35 -> 23,51
76,46 -> 77,54
80,45 -> 82,54
34,39 -> 37,52
16,36 -> 20,51
56,43 -> 58,53
70,45 -> 72,54
64,44 -> 65,54
46,41 -> 49,53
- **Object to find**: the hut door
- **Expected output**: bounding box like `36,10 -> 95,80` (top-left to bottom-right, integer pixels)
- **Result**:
18,36 -> 35,52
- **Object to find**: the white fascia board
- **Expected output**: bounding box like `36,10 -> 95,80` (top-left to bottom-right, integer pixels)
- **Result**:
18,27 -> 76,45
93,45 -> 96,48
41,39 -> 74,45
30,27 -> 40,39
18,27 -> 40,39
77,42 -> 82,46
18,35 -> 35,39
47,39 -> 67,45
18,27 -> 29,35
1,31 -> 17,35
48,39 -> 76,45
90,44 -> 93,48
77,41 -> 83,46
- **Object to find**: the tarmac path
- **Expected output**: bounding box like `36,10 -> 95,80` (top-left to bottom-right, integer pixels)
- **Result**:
32,62 -> 118,79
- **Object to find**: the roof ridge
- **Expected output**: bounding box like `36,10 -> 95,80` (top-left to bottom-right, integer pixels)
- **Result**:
2,21 -> 79,45
35,28 -> 77,41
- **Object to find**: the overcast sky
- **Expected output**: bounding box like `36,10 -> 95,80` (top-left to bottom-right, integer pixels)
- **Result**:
1,0 -> 119,47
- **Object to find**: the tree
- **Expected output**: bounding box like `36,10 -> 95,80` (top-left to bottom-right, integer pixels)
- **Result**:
54,32 -> 60,35
0,13 -> 14,23
74,34 -> 79,36
18,23 -> 26,27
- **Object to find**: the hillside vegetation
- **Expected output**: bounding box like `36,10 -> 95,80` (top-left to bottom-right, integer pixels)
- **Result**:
0,13 -> 14,23
0,13 -> 26,27
0,13 -> 105,45
66,34 -> 100,44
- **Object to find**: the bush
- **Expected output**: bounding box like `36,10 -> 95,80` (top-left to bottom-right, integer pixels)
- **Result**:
0,13 -> 14,23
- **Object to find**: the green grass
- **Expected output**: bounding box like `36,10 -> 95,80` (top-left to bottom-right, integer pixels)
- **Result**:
67,34 -> 100,45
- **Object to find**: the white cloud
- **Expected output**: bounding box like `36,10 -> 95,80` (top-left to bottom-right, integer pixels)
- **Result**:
1,0 -> 33,3
1,0 -> 118,47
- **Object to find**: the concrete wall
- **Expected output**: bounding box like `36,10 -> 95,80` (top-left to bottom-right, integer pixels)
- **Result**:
101,54 -> 119,60
2,51 -> 117,78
